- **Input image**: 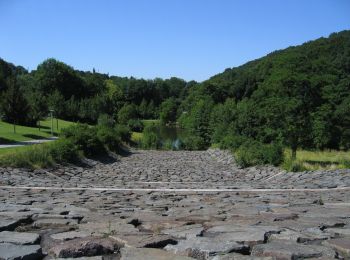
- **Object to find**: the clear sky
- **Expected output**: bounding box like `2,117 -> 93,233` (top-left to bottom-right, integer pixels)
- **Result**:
1,0 -> 349,81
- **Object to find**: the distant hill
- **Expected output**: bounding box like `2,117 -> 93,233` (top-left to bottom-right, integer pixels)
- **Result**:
206,30 -> 350,101
179,31 -> 350,151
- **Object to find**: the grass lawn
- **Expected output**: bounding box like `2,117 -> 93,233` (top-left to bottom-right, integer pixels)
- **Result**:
284,149 -> 350,171
142,119 -> 159,127
0,119 -> 75,144
0,145 -> 33,155
131,132 -> 143,143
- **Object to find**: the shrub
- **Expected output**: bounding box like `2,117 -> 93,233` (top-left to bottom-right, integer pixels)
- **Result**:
219,134 -> 249,150
97,114 -> 115,128
115,124 -> 131,143
141,125 -> 161,149
49,139 -> 80,163
97,126 -> 121,152
182,135 -> 207,150
127,119 -> 144,132
0,140 -> 80,169
282,158 -> 306,172
61,124 -> 105,156
162,139 -> 173,150
0,145 -> 54,168
235,140 -> 284,167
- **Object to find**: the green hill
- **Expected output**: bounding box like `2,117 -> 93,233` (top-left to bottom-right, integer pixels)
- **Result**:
179,30 -> 350,156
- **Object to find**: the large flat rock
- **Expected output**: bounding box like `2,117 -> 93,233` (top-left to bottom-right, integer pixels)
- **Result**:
50,231 -> 91,241
111,233 -> 177,248
121,247 -> 194,260
165,235 -> 248,259
161,224 -> 204,239
0,243 -> 42,260
49,237 -> 119,258
251,240 -> 336,259
323,238 -> 350,258
204,225 -> 280,246
0,231 -> 40,245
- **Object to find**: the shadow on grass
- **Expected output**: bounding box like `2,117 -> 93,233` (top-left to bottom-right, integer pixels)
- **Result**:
304,160 -> 340,166
38,125 -> 51,130
41,130 -> 59,136
0,137 -> 16,144
23,134 -> 48,140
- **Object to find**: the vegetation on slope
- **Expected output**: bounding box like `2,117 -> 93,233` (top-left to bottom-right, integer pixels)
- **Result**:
0,119 -> 74,143
178,30 -> 350,168
1,30 -> 350,170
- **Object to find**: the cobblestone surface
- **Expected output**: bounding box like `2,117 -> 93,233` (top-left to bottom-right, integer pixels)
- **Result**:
0,149 -> 349,259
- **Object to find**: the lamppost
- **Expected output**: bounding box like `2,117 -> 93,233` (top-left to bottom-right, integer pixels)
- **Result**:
49,109 -> 54,137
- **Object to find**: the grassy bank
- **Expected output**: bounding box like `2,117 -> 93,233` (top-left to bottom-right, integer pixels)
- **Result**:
283,149 -> 350,171
0,119 -> 75,144
142,119 -> 159,127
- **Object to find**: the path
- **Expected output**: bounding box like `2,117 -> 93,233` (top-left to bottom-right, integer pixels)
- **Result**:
0,137 -> 58,149
0,149 -> 349,259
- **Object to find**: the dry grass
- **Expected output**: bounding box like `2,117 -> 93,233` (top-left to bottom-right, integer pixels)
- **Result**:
283,149 -> 350,171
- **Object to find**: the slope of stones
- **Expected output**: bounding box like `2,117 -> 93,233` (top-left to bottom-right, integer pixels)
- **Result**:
0,149 -> 349,259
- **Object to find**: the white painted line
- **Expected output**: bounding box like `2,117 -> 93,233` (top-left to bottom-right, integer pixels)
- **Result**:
263,171 -> 286,182
1,185 -> 349,193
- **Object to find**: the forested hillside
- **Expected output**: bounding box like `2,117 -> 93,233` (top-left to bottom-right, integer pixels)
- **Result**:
179,30 -> 350,158
1,30 -> 350,161
0,58 -> 195,129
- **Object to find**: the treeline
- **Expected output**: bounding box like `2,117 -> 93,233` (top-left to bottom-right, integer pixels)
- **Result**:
0,58 -> 195,129
1,30 -> 350,162
178,30 -> 350,158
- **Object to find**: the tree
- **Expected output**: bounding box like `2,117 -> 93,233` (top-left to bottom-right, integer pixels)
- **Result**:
48,90 -> 65,119
311,105 -> 332,149
1,77 -> 29,133
28,91 -> 48,130
138,98 -> 148,119
34,58 -> 85,99
159,98 -> 177,125
117,104 -> 138,125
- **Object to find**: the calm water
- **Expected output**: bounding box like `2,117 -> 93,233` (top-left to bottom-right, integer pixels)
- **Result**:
156,125 -> 187,149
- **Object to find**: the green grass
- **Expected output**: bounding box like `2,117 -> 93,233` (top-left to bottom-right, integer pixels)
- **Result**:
141,119 -> 159,127
0,119 -> 75,144
0,139 -> 80,169
283,149 -> 350,171
0,145 -> 32,155
131,132 -> 143,143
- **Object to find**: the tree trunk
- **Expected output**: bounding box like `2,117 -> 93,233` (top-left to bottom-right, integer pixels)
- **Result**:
291,146 -> 297,160
13,122 -> 16,134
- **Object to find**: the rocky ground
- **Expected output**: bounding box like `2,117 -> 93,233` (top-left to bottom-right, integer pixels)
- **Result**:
0,149 -> 349,259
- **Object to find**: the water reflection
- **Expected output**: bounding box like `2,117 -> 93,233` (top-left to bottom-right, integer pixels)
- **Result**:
157,125 -> 186,150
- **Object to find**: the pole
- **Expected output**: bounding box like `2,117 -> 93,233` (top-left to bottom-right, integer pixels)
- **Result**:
50,111 -> 53,136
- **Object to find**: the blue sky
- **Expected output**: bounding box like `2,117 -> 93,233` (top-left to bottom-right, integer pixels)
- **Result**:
1,0 -> 349,81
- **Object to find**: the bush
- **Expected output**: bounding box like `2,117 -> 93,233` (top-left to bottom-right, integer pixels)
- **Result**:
115,124 -> 131,143
141,125 -> 161,149
0,140 -> 80,169
97,114 -> 115,128
127,119 -> 144,132
235,140 -> 284,167
282,158 -> 306,172
162,139 -> 173,150
0,145 -> 54,168
61,124 -> 105,156
49,139 -> 80,163
219,134 -> 249,150
97,126 -> 121,152
182,135 -> 207,150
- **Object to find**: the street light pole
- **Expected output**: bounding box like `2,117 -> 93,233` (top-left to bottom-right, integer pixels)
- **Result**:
50,109 -> 54,136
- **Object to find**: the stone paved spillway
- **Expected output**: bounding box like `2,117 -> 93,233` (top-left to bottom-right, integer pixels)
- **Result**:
0,149 -> 350,259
